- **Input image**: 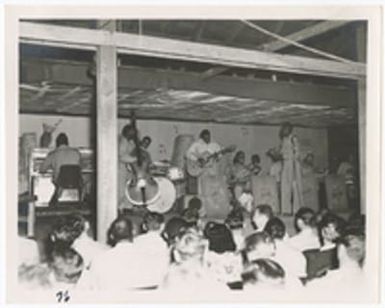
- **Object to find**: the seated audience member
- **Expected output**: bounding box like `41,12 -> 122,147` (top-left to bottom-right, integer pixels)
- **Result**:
204,222 -> 236,254
306,230 -> 366,299
19,236 -> 40,267
244,204 -> 274,236
50,214 -> 108,269
19,246 -> 84,291
225,207 -> 245,251
181,197 -> 202,226
134,212 -> 169,288
289,207 -> 320,252
303,213 -> 346,280
87,216 -> 143,290
161,217 -> 190,247
161,227 -> 228,293
242,258 -> 285,293
244,232 -> 275,263
264,217 -> 307,279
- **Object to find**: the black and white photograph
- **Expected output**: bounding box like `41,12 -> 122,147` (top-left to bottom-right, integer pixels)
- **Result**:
3,4 -> 383,305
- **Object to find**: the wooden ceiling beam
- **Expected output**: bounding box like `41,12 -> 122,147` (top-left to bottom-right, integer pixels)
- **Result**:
20,59 -> 355,108
19,21 -> 365,80
259,20 -> 352,52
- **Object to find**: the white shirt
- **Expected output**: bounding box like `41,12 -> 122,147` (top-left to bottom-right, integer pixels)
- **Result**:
288,228 -> 321,252
133,231 -> 170,287
273,239 -> 307,278
72,234 -> 109,270
87,241 -> 143,290
186,138 -> 221,161
19,237 -> 40,267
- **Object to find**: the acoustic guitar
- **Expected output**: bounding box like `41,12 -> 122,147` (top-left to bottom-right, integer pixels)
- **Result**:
186,145 -> 236,177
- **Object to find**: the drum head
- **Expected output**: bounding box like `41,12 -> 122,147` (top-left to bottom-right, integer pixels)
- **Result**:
147,177 -> 176,214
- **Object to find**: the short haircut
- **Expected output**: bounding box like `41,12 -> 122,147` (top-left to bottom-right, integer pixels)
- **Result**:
51,214 -> 86,246
244,231 -> 273,253
337,232 -> 365,266
251,154 -> 260,164
199,129 -> 210,139
279,122 -> 293,139
319,213 -> 346,235
56,133 -> 69,147
49,246 -> 84,284
122,124 -> 134,138
187,197 -> 202,211
294,207 -> 316,232
142,211 -> 164,231
203,221 -> 236,253
242,258 -> 285,285
233,151 -> 245,164
174,227 -> 207,262
252,204 -> 274,220
264,217 -> 286,240
108,216 -> 133,245
161,217 -> 189,246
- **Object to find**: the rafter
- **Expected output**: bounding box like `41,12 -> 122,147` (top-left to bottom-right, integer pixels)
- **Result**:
259,20 -> 352,52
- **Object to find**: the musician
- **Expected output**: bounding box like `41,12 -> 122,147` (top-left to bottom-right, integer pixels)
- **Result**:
186,129 -> 230,219
140,136 -> 152,164
40,133 -> 81,205
118,124 -> 137,210
279,122 -> 304,215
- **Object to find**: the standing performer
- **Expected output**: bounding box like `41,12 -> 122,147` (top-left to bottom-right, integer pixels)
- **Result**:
118,124 -> 137,210
186,129 -> 231,219
279,122 -> 304,215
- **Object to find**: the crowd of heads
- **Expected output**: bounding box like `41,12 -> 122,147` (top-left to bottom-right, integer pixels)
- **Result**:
19,199 -> 366,296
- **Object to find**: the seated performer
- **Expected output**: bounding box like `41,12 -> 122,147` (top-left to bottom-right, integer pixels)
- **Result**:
248,154 -> 262,176
40,133 -> 81,206
186,129 -> 230,219
228,151 -> 253,212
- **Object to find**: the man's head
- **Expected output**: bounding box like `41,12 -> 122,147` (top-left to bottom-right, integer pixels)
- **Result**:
294,207 -> 316,232
49,246 -> 84,285
337,231 -> 365,267
242,258 -> 285,289
107,216 -> 134,246
161,217 -> 189,246
264,217 -> 286,241
204,221 -> 236,253
319,213 -> 346,245
245,231 -> 275,261
50,214 -> 88,246
251,204 -> 274,231
251,154 -> 261,165
279,122 -> 293,139
56,133 -> 69,148
173,227 -> 207,263
199,129 -> 211,144
233,151 -> 246,165
122,124 -> 136,141
142,211 -> 165,232
141,136 -> 152,149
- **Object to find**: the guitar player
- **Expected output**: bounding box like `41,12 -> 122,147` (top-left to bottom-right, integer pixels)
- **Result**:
186,129 -> 231,219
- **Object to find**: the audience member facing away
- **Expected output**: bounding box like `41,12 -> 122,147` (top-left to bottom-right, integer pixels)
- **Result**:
288,207 -> 320,252
244,231 -> 275,263
134,212 -> 170,288
225,207 -> 245,251
250,204 -> 274,234
19,246 -> 84,291
162,227 -> 228,293
306,230 -> 367,300
242,258 -> 285,292
50,214 -> 108,270
204,221 -> 236,254
87,216 -> 144,290
181,197 -> 202,227
264,217 -> 307,279
161,217 -> 190,247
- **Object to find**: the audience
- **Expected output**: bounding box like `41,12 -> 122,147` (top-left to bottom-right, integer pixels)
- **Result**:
264,217 -> 307,279
18,199 -> 367,300
289,207 -> 320,252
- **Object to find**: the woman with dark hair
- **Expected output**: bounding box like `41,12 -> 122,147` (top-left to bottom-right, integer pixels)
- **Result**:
279,122 -> 304,215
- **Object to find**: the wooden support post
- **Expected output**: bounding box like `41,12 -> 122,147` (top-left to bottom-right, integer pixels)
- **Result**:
356,23 -> 367,214
96,45 -> 117,243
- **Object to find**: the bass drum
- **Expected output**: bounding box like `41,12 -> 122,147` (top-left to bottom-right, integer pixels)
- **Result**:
125,176 -> 176,214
